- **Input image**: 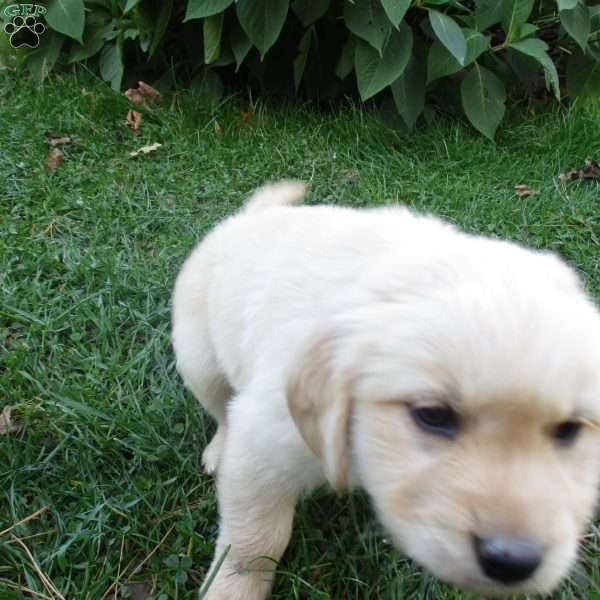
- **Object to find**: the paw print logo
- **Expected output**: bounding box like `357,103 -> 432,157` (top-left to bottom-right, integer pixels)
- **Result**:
4,15 -> 46,49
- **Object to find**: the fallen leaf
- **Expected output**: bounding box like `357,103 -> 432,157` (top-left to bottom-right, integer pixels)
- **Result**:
48,136 -> 74,147
514,184 -> 539,198
46,132 -> 78,147
129,142 -> 162,157
0,406 -> 20,435
138,81 -> 161,103
559,159 -> 600,183
124,88 -> 144,104
559,169 -> 578,183
578,159 -> 599,180
43,222 -> 58,238
125,109 -> 143,133
46,148 -> 64,172
124,81 -> 161,105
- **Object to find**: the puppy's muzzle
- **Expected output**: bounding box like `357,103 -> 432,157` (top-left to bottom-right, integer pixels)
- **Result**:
474,535 -> 543,584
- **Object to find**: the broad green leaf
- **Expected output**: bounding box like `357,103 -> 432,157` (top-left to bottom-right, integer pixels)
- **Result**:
557,0 -> 578,9
236,0 -> 289,59
344,0 -> 391,55
292,0 -> 330,26
510,39 -> 560,99
380,0 -> 411,28
336,36 -> 356,79
230,23 -> 252,70
293,27 -> 313,90
519,23 -> 538,37
27,31 -> 64,81
212,44 -> 235,67
355,21 -> 413,100
429,10 -> 466,65
123,0 -> 142,14
99,42 -> 124,90
133,5 -> 153,52
46,0 -> 85,43
185,0 -> 233,21
591,6 -> 600,33
538,53 -> 560,99
509,38 -> 548,57
204,13 -> 224,64
391,55 -> 425,130
149,0 -> 173,58
567,50 -> 600,99
460,63 -> 506,140
508,48 -> 540,83
474,0 -> 503,31
501,0 -> 534,43
427,28 -> 489,82
69,23 -> 114,62
560,3 -> 590,51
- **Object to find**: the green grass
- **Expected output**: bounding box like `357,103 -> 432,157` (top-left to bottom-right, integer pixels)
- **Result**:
1,70 -> 600,600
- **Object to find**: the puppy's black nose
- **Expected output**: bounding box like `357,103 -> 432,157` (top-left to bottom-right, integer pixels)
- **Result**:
474,535 -> 543,584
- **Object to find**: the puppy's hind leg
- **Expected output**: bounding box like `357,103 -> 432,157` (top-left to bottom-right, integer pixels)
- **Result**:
172,287 -> 232,475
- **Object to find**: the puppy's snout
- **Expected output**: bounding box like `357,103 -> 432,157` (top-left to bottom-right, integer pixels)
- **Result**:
474,535 -> 543,584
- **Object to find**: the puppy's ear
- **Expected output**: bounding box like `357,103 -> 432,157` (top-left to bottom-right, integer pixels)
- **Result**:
286,332 -> 351,493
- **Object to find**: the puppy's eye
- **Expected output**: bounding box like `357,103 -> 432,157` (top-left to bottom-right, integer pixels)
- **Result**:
552,420 -> 582,446
410,405 -> 459,439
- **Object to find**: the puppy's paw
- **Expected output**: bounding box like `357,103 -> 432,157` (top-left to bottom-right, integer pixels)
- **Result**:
202,427 -> 226,475
201,570 -> 273,600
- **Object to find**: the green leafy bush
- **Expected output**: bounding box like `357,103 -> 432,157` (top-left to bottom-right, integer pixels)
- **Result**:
3,0 -> 600,138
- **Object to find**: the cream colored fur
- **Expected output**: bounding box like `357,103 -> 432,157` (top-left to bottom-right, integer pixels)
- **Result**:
172,181 -> 600,599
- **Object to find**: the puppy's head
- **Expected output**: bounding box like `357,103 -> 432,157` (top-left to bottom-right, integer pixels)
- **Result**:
287,248 -> 600,595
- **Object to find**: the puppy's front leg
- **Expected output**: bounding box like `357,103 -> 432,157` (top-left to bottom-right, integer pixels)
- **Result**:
202,416 -> 302,600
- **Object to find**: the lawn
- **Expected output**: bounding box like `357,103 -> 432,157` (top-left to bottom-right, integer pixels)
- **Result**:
1,71 -> 600,600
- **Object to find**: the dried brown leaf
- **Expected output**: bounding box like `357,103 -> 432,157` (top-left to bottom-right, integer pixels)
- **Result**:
137,81 -> 161,103
0,406 -> 20,435
125,109 -> 143,133
43,222 -> 58,238
129,142 -> 162,157
514,184 -> 539,198
46,148 -> 64,172
559,169 -> 578,183
124,88 -> 144,104
47,136 -> 74,147
581,159 -> 600,180
559,159 -> 600,183
124,81 -> 161,105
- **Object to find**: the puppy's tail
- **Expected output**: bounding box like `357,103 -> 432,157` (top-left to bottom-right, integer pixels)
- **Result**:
242,180 -> 306,214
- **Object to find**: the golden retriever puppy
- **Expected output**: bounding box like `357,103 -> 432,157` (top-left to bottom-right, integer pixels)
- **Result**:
172,181 -> 600,600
